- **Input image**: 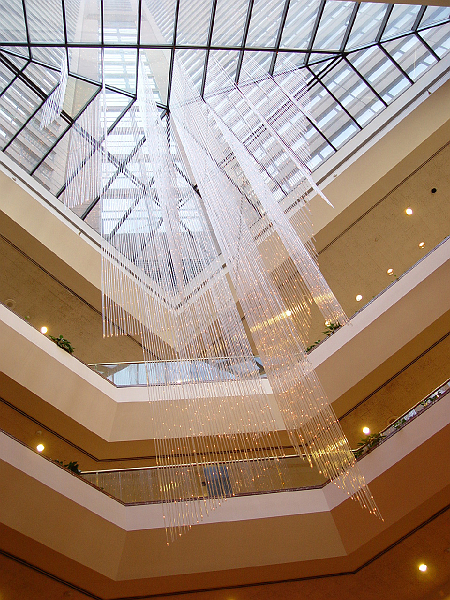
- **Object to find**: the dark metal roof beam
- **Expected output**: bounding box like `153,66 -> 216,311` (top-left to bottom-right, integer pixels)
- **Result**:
30,87 -> 102,175
235,0 -> 254,84
340,2 -> 359,52
378,42 -> 414,84
200,0 -> 218,98
305,0 -> 326,66
20,0 -> 32,60
166,0 -> 181,107
375,5 -> 393,43
413,5 -> 427,31
306,63 -> 363,132
343,55 -> 388,107
415,31 -> 440,62
268,0 -> 291,76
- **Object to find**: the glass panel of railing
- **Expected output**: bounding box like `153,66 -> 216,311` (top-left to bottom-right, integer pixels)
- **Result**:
89,356 -> 267,386
81,455 -> 327,504
79,377 -> 450,504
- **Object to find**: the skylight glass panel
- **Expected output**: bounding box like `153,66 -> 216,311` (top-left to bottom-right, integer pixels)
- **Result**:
0,79 -> 41,146
31,46 -> 65,68
104,0 -> 138,44
69,47 -> 103,83
65,0 -> 101,43
382,4 -> 420,40
312,60 -> 383,127
23,62 -> 59,94
208,50 -> 241,82
24,0 -> 65,42
0,0 -> 27,43
382,35 -> 437,82
420,6 -> 450,29
176,49 -> 207,92
33,133 -> 71,195
280,0 -> 320,50
346,3 -> 387,50
307,78 -> 358,149
212,0 -> 248,47
103,47 -> 137,94
419,24 -> 450,58
348,46 -> 409,104
143,0 -> 176,44
176,0 -> 213,46
313,1 -> 354,50
6,110 -> 68,172
140,49 -> 170,104
246,0 -> 286,48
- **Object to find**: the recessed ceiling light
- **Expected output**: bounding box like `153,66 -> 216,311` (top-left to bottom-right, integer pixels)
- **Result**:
40,326 -> 48,334
419,242 -> 425,248
363,427 -> 370,435
285,310 -> 292,317
356,294 -> 363,302
405,207 -> 413,215
431,188 -> 437,194
36,444 -> 45,452
418,563 -> 427,572
324,320 -> 331,326
387,268 -> 394,275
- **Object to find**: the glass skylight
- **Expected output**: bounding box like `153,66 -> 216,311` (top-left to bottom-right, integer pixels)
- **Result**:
0,0 -> 449,235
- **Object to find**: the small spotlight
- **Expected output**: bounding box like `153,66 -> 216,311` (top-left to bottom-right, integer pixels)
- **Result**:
36,444 -> 45,452
431,188 -> 437,194
387,268 -> 394,275
356,294 -> 363,302
363,426 -> 370,435
40,326 -> 48,334
419,242 -> 425,248
418,563 -> 427,572
285,310 -> 292,317
405,207 -> 413,215
324,320 -> 331,326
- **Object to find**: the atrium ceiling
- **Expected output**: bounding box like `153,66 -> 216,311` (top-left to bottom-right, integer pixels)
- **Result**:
0,0 -> 449,235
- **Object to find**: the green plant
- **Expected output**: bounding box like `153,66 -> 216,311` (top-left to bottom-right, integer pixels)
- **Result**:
55,460 -> 81,474
306,321 -> 342,353
49,334 -> 75,354
353,432 -> 384,458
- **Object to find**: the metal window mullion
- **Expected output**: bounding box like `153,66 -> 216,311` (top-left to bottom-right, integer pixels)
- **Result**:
235,0 -> 255,84
340,3 -> 359,52
30,87 -> 102,175
21,0 -> 32,61
305,0 -> 326,66
200,0 -> 218,97
343,55 -> 388,107
2,94 -> 50,153
82,137 -> 149,222
135,0 -> 143,90
413,5 -> 427,31
166,0 -> 181,106
375,5 -> 393,43
61,0 -> 70,68
268,0 -> 291,76
414,31 -> 440,62
0,58 -> 31,99
56,97 -> 137,197
306,65 -> 362,131
378,42 -> 414,84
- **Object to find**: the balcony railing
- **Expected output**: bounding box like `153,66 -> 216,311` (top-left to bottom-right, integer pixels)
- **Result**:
79,378 -> 450,504
88,356 -> 266,387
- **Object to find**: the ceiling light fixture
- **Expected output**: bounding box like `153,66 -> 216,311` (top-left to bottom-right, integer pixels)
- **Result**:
405,207 -> 413,215
36,444 -> 45,452
418,563 -> 427,572
356,294 -> 363,302
40,326 -> 48,334
285,310 -> 292,317
387,268 -> 394,275
363,427 -> 370,435
419,242 -> 425,248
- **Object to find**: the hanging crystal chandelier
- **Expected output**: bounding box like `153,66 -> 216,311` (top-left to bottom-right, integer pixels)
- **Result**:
52,46 -> 380,541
